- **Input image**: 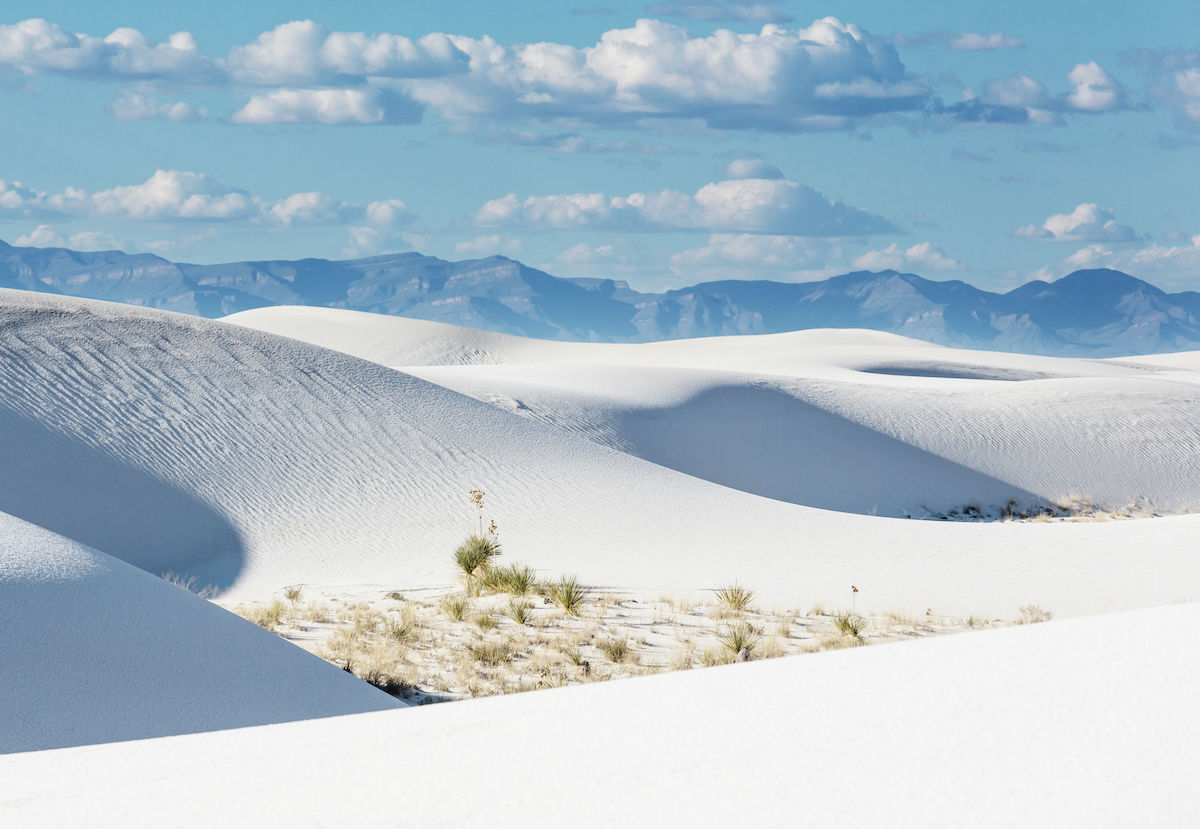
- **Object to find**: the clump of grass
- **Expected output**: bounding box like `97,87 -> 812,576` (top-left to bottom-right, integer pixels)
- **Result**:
671,641 -> 696,670
382,606 -> 419,642
598,637 -> 631,663
545,575 -> 587,615
455,534 -> 502,581
562,645 -> 586,667
241,599 -> 286,632
283,585 -> 303,610
715,583 -> 755,613
503,598 -> 533,625
440,594 -> 470,621
475,613 -> 499,632
1017,604 -> 1053,624
467,639 -> 513,666
716,621 -> 762,661
832,611 -> 868,639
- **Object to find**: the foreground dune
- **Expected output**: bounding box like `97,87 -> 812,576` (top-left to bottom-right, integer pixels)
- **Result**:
5,600 -> 1197,826
0,513 -> 397,753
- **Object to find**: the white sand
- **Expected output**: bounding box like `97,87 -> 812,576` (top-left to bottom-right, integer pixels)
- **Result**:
4,600 -> 1198,827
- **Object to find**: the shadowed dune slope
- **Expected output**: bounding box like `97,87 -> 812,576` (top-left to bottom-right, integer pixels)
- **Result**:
0,513 -> 398,754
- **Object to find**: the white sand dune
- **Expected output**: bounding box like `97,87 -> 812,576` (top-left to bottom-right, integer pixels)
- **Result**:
1,290 -> 1197,619
0,512 -> 398,754
232,306 -> 1200,514
5,600 -> 1198,827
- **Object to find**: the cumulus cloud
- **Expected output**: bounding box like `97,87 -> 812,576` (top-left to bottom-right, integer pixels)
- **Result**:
851,241 -> 964,272
108,88 -> 207,121
231,86 -> 421,124
1065,61 -> 1125,112
643,1 -> 792,23
0,19 -> 217,82
474,177 -> 895,236
944,61 -> 1126,123
720,158 -> 784,179
559,242 -> 617,264
223,20 -> 467,85
1015,203 -> 1141,243
1040,237 -> 1200,290
409,17 -> 925,131
0,170 -> 412,228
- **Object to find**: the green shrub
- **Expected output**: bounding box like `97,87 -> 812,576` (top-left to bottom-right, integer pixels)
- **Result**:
455,534 -> 502,580
546,575 -> 587,615
717,622 -> 761,660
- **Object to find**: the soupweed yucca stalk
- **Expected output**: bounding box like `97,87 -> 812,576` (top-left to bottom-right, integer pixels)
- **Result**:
546,575 -> 587,615
468,488 -> 486,536
717,622 -> 762,661
714,582 -> 755,613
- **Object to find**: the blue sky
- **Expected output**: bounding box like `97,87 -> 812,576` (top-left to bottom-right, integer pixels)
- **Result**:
1,0 -> 1198,291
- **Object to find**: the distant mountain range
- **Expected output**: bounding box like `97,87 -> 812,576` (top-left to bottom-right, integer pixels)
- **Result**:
3,236 -> 1199,356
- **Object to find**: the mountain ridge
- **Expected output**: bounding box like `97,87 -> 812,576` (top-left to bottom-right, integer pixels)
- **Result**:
1,239 -> 1198,356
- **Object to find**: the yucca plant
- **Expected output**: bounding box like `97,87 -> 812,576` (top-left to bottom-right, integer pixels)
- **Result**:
715,583 -> 754,613
503,598 -> 533,625
546,574 -> 587,615
832,611 -> 868,639
717,621 -> 762,660
455,534 -> 502,580
496,564 -> 538,595
440,594 -> 470,621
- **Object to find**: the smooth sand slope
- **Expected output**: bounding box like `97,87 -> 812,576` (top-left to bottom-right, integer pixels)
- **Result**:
5,600 -> 1198,827
231,306 -> 1200,515
0,512 -> 397,753
1,290 -> 1197,618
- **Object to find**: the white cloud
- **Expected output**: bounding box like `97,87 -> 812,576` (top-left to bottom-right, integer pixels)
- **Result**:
453,234 -> 524,257
1015,203 -> 1140,243
409,17 -> 924,131
108,88 -> 207,121
13,225 -> 119,250
0,170 -> 411,228
560,242 -> 617,264
0,18 -> 216,82
948,32 -> 1024,51
230,87 -> 421,125
720,158 -> 784,180
851,241 -> 964,272
473,177 -> 895,236
670,233 -> 821,272
1066,61 -> 1125,112
1040,237 -> 1200,291
223,20 -> 466,85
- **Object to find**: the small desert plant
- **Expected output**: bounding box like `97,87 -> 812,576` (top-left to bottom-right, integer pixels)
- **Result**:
503,598 -> 533,625
546,574 -> 587,615
832,611 -> 868,639
382,606 -> 419,642
242,599 -> 286,632
283,585 -> 303,614
598,637 -> 631,664
455,534 -> 502,580
1017,604 -> 1053,624
562,645 -> 586,667
468,639 -> 513,666
715,583 -> 754,613
493,563 -> 538,595
440,594 -> 471,621
161,571 -> 219,599
475,613 -> 499,632
717,622 -> 762,660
